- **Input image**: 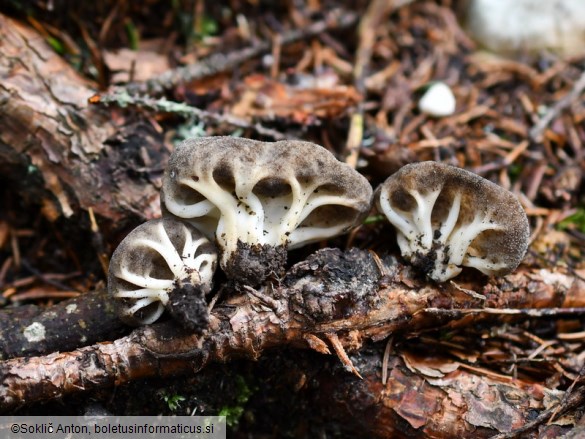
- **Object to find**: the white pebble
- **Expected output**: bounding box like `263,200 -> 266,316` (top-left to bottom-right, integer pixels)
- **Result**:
418,82 -> 456,117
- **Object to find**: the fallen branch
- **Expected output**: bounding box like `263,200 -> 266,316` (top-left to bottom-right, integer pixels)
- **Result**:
2,248 -> 584,415
0,289 -> 125,360
529,69 -> 585,142
91,92 -> 288,140
311,348 -> 574,438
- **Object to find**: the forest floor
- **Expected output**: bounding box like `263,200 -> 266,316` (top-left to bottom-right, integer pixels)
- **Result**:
0,0 -> 584,437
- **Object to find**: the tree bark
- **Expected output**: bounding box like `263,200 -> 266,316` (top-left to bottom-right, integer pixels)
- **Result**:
0,289 -> 125,360
0,14 -> 164,226
311,347 -> 577,438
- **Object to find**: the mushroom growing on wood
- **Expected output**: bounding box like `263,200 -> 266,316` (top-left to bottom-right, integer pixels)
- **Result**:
161,136 -> 373,285
375,161 -> 530,282
108,217 -> 217,329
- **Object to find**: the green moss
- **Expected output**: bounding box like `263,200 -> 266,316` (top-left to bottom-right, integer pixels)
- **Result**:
363,214 -> 385,225
198,16 -> 218,38
160,392 -> 186,412
124,20 -> 140,50
46,36 -> 65,54
557,208 -> 585,233
218,375 -> 254,427
507,163 -> 523,179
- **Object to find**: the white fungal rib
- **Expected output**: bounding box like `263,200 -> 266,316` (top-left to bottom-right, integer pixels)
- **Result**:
463,256 -> 508,275
174,177 -> 239,252
278,179 -> 315,240
263,196 -> 292,244
196,254 -> 217,281
288,224 -> 348,247
167,198 -> 216,218
118,268 -> 174,290
378,191 -> 415,239
410,188 -> 441,249
438,191 -> 461,244
430,264 -> 462,282
376,161 -> 529,282
125,297 -> 157,313
298,195 -> 359,224
448,214 -> 501,266
136,238 -> 184,277
193,253 -> 215,272
115,288 -> 171,301
238,191 -> 265,243
125,299 -> 164,325
395,233 -> 414,258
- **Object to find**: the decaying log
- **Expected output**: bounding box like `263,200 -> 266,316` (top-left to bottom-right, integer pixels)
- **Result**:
0,14 -> 164,225
2,247 -> 584,433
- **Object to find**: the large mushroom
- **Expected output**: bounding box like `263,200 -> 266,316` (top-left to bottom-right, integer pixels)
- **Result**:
161,136 -> 373,285
375,161 -> 530,282
108,217 -> 217,330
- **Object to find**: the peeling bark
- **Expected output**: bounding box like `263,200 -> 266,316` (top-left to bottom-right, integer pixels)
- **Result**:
0,14 -> 164,225
312,347 -> 575,438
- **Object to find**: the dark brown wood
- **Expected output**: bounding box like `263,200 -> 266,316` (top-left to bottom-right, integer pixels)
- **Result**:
0,289 -> 126,360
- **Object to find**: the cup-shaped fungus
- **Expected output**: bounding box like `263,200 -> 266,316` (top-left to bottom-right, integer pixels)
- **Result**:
375,161 -> 529,282
108,217 -> 217,329
161,137 -> 373,285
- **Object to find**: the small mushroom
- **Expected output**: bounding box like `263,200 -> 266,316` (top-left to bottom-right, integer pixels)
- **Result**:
161,136 -> 373,285
108,217 -> 217,328
375,161 -> 530,282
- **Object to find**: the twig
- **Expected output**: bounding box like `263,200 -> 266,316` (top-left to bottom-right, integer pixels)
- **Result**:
381,336 -> 393,384
121,9 -> 358,96
88,207 -> 109,277
325,332 -> 362,378
489,385 -> 585,439
0,289 -> 125,360
20,260 -> 79,293
419,307 -> 585,318
91,92 -> 288,140
548,363 -> 585,424
449,280 -> 486,301
345,0 -> 414,167
529,69 -> 585,142
2,249 -> 584,410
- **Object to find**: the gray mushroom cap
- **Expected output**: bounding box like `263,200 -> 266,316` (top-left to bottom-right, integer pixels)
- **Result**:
108,217 -> 217,326
375,161 -> 530,282
161,136 -> 373,284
